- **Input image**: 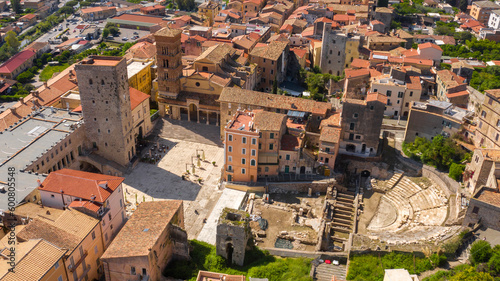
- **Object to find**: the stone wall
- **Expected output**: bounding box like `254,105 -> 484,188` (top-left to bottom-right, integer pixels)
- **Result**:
268,180 -> 332,193
463,195 -> 500,231
422,165 -> 459,197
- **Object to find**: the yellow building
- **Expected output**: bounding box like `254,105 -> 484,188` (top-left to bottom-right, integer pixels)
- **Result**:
127,58 -> 154,96
345,38 -> 360,70
0,203 -> 105,281
312,41 -> 322,69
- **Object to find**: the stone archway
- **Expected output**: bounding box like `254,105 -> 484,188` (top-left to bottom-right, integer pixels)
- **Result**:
188,103 -> 198,122
79,161 -> 101,173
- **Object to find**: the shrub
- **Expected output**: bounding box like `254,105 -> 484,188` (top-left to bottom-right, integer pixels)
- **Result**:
470,240 -> 492,265
430,253 -> 447,267
449,163 -> 465,181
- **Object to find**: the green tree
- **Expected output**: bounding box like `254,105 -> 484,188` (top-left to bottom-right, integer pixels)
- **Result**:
11,0 -> 21,14
5,31 -> 20,52
16,71 -> 34,84
272,78 -> 278,94
378,0 -> 388,7
459,0 -> 468,12
59,6 -> 74,15
449,267 -> 494,281
449,163 -> 465,181
102,28 -> 109,38
488,252 -> 500,275
470,240 -> 493,265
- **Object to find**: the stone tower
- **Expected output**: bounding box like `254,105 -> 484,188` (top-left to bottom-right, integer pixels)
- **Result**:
320,23 -> 347,77
216,208 -> 250,266
75,56 -> 135,167
154,27 -> 182,100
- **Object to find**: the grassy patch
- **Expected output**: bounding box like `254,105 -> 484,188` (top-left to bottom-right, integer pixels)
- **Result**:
347,252 -> 435,281
40,63 -> 70,81
163,240 -> 313,281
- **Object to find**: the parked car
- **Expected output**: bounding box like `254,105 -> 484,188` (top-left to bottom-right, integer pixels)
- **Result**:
133,31 -> 139,35
122,37 -> 128,41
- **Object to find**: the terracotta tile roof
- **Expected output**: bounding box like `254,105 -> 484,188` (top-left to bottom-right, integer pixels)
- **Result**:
350,58 -> 370,69
320,126 -> 341,143
301,26 -> 315,37
0,50 -> 35,74
248,32 -> 261,41
68,200 -> 101,212
320,112 -> 341,128
291,48 -> 307,58
344,68 -> 370,78
253,110 -> 286,131
280,24 -> 293,32
125,41 -> 156,60
0,239 -> 66,281
196,43 -> 235,63
419,42 -> 442,51
394,29 -> 413,39
101,200 -> 183,258
413,34 -> 455,45
232,35 -> 256,50
154,26 -> 182,37
218,88 -> 331,114
315,17 -> 333,23
129,87 -> 149,110
485,89 -> 500,99
196,271 -> 245,281
475,187 -> 500,207
403,57 -> 433,66
39,169 -> 124,203
447,90 -> 468,98
406,76 -> 422,90
141,4 -> 165,11
19,13 -> 36,20
249,40 -> 288,60
437,69 -> 466,88
368,34 -> 406,43
17,209 -> 99,250
81,6 -> 116,14
371,20 -> 384,25
366,92 -> 387,104
280,134 -> 301,151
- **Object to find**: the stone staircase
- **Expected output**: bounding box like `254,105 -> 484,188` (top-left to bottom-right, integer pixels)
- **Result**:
314,263 -> 347,281
385,169 -> 404,190
409,185 -> 447,212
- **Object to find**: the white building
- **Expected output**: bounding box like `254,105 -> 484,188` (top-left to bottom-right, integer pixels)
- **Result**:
384,269 -> 419,281
488,9 -> 500,29
38,169 -> 127,248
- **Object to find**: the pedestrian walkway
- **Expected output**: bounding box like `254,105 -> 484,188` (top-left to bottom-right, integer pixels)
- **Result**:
197,187 -> 247,244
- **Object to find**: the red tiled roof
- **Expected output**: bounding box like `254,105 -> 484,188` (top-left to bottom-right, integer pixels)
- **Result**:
291,48 -> 307,58
314,17 -> 333,23
112,14 -> 165,24
68,200 -> 101,212
281,134 -> 301,151
20,13 -> 36,20
0,50 -> 36,74
39,169 -> 124,203
81,6 -> 116,14
366,92 -> 387,104
447,90 -> 469,98
419,42 -> 442,52
129,87 -> 149,110
350,58 -> 370,69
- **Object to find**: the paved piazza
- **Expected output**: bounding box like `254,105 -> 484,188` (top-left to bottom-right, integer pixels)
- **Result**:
122,119 -> 225,240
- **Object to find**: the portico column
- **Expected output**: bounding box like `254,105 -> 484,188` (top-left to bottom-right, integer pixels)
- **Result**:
206,111 -> 209,125
216,113 -> 219,126
187,106 -> 190,121
197,109 -> 200,123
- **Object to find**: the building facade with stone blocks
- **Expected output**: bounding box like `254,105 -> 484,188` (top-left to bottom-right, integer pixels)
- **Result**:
463,186 -> 500,231
403,101 -> 471,144
75,56 -> 136,167
101,200 -> 188,281
464,149 -> 500,195
320,24 -> 360,77
339,93 -> 386,157
216,208 -> 250,266
38,169 -> 127,248
474,89 -> 500,149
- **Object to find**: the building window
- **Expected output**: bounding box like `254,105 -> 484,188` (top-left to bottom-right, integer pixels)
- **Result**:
228,146 -> 232,152
58,276 -> 63,281
251,159 -> 256,166
251,149 -> 256,156
265,167 -> 269,172
242,168 -> 246,174
131,266 -> 136,275
228,156 -> 232,162
472,206 -> 479,214
242,148 -> 246,154
353,113 -> 358,118
242,137 -> 247,144
355,135 -> 361,140
242,158 -> 246,165
410,91 -> 413,96
386,90 -> 392,97
228,134 -> 233,141
496,119 -> 500,127
350,123 -> 355,130
370,105 -> 374,110
252,138 -> 257,145
142,268 -> 147,276
481,110 -> 487,118
269,143 -> 274,150
270,133 -> 274,139
228,165 -> 233,171
405,102 -> 409,107
286,154 -> 290,160
94,246 -> 98,254
55,261 -> 59,269
92,231 -> 96,240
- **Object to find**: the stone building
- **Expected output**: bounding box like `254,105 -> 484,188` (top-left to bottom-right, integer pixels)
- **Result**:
216,208 -> 250,266
462,185 -> 500,231
464,149 -> 500,195
474,89 -> 500,149
75,56 -> 136,167
436,70 -> 468,108
373,7 -> 393,31
101,200 -> 189,281
155,27 -> 183,104
339,93 -> 386,157
320,24 -> 360,77
470,1 -> 500,25
404,100 -> 471,143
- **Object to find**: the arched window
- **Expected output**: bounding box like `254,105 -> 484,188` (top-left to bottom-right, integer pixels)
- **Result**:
250,159 -> 256,166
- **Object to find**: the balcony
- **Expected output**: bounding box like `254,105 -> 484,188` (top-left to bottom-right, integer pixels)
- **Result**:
69,250 -> 88,273
77,264 -> 91,281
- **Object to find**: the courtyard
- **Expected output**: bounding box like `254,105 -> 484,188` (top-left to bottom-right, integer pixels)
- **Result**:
122,118 -> 225,239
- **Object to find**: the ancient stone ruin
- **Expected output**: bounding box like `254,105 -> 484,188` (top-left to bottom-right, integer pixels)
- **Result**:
216,208 -> 251,266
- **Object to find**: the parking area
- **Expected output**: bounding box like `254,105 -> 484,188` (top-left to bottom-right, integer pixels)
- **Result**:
122,119 -> 225,240
105,28 -> 152,44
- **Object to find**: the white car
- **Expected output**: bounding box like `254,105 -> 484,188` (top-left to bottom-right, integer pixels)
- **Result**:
122,37 -> 128,41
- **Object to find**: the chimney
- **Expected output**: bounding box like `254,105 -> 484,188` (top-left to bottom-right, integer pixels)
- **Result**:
37,179 -> 42,187
19,97 -> 24,104
43,81 -> 48,89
